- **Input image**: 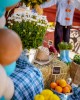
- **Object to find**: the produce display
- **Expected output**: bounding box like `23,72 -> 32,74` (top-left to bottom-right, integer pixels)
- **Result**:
50,79 -> 72,94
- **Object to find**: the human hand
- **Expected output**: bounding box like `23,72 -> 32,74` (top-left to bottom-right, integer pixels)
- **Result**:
34,4 -> 43,15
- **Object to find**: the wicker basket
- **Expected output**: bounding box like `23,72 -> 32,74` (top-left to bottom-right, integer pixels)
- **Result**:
34,56 -> 70,89
70,62 -> 80,85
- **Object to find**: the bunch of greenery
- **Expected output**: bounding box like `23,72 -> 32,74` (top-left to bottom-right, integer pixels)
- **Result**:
21,0 -> 47,8
58,42 -> 73,50
73,55 -> 80,64
67,43 -> 73,50
7,12 -> 48,49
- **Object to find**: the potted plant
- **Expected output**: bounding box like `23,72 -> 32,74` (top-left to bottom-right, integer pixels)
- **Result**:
58,42 -> 72,63
58,42 -> 68,50
65,43 -> 73,63
7,11 -> 48,49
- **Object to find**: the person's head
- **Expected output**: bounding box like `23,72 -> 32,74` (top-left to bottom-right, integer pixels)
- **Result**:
0,29 -> 22,66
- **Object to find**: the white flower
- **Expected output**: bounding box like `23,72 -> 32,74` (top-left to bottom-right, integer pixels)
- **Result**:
10,23 -> 13,26
30,18 -> 37,22
37,23 -> 42,26
40,24 -> 46,27
14,19 -> 22,22
8,21 -> 11,24
8,9 -> 48,29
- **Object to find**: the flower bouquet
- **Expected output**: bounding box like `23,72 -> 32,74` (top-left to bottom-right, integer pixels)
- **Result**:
7,11 -> 48,49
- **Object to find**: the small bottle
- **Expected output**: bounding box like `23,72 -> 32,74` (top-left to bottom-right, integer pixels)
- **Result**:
67,78 -> 72,85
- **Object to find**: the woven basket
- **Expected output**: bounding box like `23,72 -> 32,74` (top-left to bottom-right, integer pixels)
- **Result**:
34,56 -> 70,89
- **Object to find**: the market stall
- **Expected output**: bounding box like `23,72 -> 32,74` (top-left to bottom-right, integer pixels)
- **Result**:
6,3 -> 80,100
0,0 -> 80,100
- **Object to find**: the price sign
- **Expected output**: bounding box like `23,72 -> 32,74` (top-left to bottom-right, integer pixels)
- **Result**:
52,66 -> 61,74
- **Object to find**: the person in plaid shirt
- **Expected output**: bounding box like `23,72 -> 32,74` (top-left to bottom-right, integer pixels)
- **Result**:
10,52 -> 44,100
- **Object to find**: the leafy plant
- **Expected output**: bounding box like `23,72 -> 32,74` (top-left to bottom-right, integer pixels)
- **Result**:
7,12 -> 48,49
58,42 -> 68,50
58,42 -> 73,50
67,43 -> 73,50
73,55 -> 80,64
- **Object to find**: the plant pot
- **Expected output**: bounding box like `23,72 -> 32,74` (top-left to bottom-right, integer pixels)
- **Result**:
60,50 -> 68,63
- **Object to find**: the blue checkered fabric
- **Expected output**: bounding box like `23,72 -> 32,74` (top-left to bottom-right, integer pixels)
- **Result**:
10,52 -> 44,100
68,87 -> 80,100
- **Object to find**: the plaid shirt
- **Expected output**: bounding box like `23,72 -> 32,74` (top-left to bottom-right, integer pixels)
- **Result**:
10,52 -> 44,100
